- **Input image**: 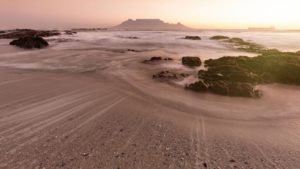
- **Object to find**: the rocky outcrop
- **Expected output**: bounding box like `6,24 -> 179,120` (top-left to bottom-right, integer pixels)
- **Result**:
187,62 -> 262,98
0,29 -> 60,39
184,36 -> 201,40
10,36 -> 49,49
64,30 -> 77,35
187,50 -> 300,97
143,57 -> 173,63
210,36 -> 229,40
126,36 -> 139,39
182,57 -> 201,67
187,80 -> 261,98
215,37 -> 265,53
153,71 -> 189,81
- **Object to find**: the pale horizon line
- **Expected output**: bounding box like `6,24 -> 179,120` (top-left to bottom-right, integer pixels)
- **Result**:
1,18 -> 300,31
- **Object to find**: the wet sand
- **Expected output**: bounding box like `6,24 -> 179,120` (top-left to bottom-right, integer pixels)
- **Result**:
1,31 -> 300,169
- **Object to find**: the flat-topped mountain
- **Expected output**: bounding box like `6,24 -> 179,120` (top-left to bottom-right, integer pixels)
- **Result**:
111,19 -> 192,31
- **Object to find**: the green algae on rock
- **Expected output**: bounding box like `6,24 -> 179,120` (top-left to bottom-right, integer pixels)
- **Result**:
182,56 -> 201,67
187,50 -> 300,98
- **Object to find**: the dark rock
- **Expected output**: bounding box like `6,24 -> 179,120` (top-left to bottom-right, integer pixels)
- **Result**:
143,57 -> 173,63
210,35 -> 230,40
188,80 -> 261,98
182,56 -> 201,67
164,57 -> 173,61
224,37 -> 265,53
180,73 -> 189,77
10,36 -> 49,49
150,57 -> 162,61
125,36 -> 139,39
153,71 -> 178,80
203,162 -> 208,168
184,36 -> 201,40
0,31 -> 5,34
0,29 -> 60,39
207,80 -> 230,95
203,65 -> 260,83
64,30 -> 77,35
227,82 -> 262,98
127,49 -> 141,52
186,81 -> 208,92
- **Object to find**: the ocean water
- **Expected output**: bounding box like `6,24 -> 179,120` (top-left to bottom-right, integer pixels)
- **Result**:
0,30 -> 300,120
67,30 -> 300,52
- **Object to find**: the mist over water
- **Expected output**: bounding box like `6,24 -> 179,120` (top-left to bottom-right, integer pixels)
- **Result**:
1,30 -> 300,121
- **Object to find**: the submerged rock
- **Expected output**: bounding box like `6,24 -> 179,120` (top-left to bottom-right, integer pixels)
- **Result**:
0,29 -> 60,39
184,36 -> 201,40
186,80 -> 208,92
153,71 -> 190,81
150,57 -> 162,61
163,57 -> 173,61
0,31 -> 5,34
224,37 -> 265,53
182,57 -> 201,67
10,36 -> 49,49
210,35 -> 230,40
143,57 -> 173,63
127,49 -> 142,52
125,36 -> 139,39
64,30 -> 77,35
187,80 -> 261,98
153,71 -> 178,80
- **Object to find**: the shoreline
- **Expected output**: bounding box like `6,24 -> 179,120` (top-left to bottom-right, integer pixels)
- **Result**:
0,30 -> 300,168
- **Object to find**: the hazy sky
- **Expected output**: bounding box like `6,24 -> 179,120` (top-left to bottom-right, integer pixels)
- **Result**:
1,0 -> 300,29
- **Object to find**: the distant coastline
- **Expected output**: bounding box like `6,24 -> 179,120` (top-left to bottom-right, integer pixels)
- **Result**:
248,26 -> 275,32
110,19 -> 192,31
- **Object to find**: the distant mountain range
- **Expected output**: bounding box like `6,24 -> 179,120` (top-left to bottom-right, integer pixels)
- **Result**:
111,19 -> 192,31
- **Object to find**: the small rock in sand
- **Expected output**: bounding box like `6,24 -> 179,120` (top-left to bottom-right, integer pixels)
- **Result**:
82,153 -> 89,157
230,159 -> 236,163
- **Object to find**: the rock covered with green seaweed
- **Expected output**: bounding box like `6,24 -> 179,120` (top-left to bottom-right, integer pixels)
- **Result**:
182,56 -> 201,67
145,37 -> 300,98
186,37 -> 300,98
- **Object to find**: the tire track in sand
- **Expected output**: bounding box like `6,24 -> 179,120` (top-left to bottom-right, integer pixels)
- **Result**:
65,96 -> 126,136
191,116 -> 209,169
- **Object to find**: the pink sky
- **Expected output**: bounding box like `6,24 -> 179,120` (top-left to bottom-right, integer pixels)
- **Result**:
1,0 -> 300,29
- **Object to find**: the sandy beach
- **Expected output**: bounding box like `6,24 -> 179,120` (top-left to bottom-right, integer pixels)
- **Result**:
1,31 -> 300,169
